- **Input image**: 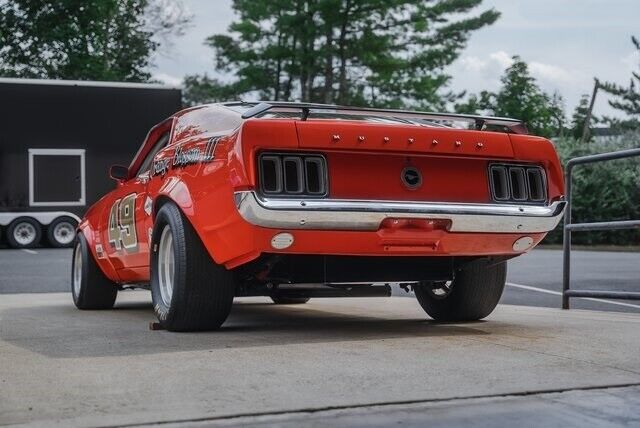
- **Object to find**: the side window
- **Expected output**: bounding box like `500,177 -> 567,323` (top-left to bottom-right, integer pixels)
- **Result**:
136,132 -> 170,176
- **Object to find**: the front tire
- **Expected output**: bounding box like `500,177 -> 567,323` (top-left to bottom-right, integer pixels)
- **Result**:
72,233 -> 118,309
150,203 -> 236,332
414,259 -> 506,321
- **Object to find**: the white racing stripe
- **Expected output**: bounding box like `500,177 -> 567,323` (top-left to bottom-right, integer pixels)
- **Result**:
506,282 -> 640,310
21,249 -> 38,255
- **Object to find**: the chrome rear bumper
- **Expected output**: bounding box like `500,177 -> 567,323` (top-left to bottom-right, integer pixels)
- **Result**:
234,191 -> 566,234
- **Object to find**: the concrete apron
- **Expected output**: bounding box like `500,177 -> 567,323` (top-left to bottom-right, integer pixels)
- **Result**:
1,292 -> 639,427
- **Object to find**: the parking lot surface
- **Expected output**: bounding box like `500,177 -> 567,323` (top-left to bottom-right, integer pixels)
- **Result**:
186,385 -> 640,427
2,248 -> 639,313
1,248 -> 639,426
1,292 -> 639,427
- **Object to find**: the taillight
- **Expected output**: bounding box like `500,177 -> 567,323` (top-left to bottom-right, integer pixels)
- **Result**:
258,153 -> 327,197
489,163 -> 547,203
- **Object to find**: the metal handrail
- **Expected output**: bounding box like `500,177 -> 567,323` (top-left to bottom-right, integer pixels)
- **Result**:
562,147 -> 640,309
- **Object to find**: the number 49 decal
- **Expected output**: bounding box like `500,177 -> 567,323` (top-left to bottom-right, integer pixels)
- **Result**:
108,193 -> 138,252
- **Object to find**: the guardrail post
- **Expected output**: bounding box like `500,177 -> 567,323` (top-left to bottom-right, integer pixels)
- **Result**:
562,163 -> 573,309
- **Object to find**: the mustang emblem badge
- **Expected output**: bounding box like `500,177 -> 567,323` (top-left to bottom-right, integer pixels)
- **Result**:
401,166 -> 422,189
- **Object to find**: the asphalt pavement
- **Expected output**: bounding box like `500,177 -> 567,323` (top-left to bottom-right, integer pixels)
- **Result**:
1,248 -> 638,313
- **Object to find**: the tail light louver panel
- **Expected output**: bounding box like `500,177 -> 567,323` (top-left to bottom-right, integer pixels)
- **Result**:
527,168 -> 546,202
489,164 -> 547,204
259,153 -> 328,197
283,157 -> 304,194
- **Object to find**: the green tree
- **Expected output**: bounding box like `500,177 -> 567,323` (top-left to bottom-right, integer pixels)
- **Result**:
479,56 -> 561,137
454,92 -> 488,114
600,35 -> 640,129
0,0 -> 190,82
182,74 -> 235,105
570,94 -> 597,140
544,134 -> 640,246
185,0 -> 499,108
548,91 -> 566,137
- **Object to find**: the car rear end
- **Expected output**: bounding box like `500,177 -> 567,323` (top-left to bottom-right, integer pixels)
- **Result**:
138,103 -> 569,329
227,106 -> 564,279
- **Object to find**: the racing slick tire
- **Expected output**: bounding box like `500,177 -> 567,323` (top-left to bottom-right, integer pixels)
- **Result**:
47,216 -> 78,248
414,259 -> 506,322
270,296 -> 310,305
151,202 -> 236,332
7,217 -> 42,249
72,233 -> 118,309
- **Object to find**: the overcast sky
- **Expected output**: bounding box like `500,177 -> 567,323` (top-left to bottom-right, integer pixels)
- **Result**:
153,0 -> 639,118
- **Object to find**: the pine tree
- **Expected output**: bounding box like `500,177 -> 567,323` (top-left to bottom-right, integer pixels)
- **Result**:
600,35 -> 640,129
185,0 -> 499,108
570,94 -> 594,140
549,91 -> 566,138
481,56 -> 560,137
182,74 -> 237,105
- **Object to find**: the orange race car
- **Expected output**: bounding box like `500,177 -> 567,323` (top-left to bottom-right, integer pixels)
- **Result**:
72,102 -> 566,331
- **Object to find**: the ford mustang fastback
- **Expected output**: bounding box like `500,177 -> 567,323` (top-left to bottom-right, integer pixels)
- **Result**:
72,102 -> 565,331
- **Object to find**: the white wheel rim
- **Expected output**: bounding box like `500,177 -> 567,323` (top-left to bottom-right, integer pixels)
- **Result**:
158,225 -> 175,307
429,280 -> 453,299
53,222 -> 76,245
73,243 -> 83,297
13,222 -> 37,245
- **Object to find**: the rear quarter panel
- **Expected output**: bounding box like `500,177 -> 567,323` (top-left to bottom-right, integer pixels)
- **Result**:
146,129 -> 257,266
78,193 -> 121,282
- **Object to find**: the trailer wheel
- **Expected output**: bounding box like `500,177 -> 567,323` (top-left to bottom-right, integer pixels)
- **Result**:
414,259 -> 506,322
47,216 -> 78,248
72,232 -> 117,309
7,217 -> 42,249
150,202 -> 236,332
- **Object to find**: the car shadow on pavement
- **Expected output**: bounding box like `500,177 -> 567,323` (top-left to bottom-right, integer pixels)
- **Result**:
1,298 -> 498,359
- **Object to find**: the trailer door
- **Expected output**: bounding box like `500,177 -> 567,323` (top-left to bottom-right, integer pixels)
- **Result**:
28,149 -> 85,206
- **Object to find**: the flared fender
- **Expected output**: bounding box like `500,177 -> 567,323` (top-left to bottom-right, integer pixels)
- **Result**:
77,220 -> 120,281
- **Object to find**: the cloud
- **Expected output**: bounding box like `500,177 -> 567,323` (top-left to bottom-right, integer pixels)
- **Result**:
457,51 -> 513,75
458,56 -> 488,72
489,51 -> 515,69
457,50 -> 573,85
153,72 -> 183,87
621,50 -> 639,72
529,62 -> 573,84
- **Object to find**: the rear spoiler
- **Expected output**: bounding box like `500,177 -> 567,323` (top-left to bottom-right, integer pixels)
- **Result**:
226,101 -> 528,134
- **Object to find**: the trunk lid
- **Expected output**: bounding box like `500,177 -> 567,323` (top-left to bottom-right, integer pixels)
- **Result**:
295,121 -> 515,159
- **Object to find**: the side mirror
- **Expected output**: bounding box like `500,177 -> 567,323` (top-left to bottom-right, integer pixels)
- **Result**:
109,165 -> 129,181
